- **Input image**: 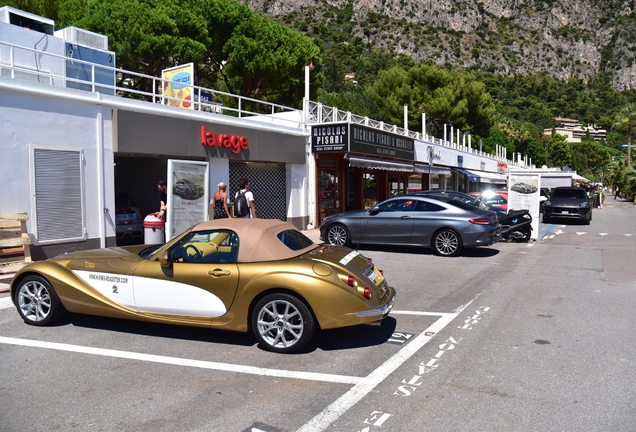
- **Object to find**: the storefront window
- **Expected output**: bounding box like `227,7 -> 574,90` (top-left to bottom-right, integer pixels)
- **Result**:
318,158 -> 339,210
363,171 -> 378,208
408,174 -> 422,193
388,173 -> 406,196
445,174 -> 454,191
430,174 -> 440,190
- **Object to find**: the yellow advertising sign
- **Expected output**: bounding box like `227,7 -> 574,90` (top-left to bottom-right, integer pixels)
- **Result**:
162,63 -> 194,110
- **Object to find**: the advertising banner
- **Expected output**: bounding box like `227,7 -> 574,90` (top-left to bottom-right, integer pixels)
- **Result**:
162,63 -> 194,110
350,124 -> 414,160
311,123 -> 349,153
166,160 -> 209,240
508,172 -> 540,239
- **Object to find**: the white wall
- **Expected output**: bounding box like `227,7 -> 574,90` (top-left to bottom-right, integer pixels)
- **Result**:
0,77 -> 115,244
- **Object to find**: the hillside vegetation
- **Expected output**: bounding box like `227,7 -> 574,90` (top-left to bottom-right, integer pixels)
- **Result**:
246,0 -> 636,91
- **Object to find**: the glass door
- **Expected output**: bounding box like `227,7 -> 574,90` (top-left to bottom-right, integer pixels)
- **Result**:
363,171 -> 379,208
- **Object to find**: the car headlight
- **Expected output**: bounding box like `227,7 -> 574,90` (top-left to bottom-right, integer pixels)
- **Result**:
545,200 -> 551,206
579,201 -> 589,208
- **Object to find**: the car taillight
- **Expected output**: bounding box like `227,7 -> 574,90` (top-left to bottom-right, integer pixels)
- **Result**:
348,276 -> 355,287
367,257 -> 373,263
364,287 -> 371,299
379,269 -> 383,275
469,218 -> 492,225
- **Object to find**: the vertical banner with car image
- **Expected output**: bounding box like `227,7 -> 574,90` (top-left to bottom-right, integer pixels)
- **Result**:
166,160 -> 209,241
162,63 -> 194,110
508,172 -> 541,239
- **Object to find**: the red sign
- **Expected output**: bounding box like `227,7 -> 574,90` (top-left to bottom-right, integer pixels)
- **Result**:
200,126 -> 249,155
497,161 -> 508,174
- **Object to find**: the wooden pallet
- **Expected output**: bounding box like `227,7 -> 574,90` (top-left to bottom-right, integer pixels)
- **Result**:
0,213 -> 32,275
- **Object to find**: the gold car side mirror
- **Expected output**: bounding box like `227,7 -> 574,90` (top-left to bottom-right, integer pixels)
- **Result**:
158,251 -> 171,267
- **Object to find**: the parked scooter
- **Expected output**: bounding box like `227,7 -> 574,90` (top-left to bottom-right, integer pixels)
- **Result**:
497,209 -> 533,242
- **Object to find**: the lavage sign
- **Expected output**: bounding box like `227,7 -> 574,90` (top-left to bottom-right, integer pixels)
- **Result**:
200,125 -> 249,155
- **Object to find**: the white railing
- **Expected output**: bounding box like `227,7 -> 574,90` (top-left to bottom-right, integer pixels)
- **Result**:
305,99 -> 517,165
1,39 -> 521,167
0,40 -> 303,129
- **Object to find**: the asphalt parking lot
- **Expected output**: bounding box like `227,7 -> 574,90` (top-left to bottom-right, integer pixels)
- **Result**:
2,203 -> 635,431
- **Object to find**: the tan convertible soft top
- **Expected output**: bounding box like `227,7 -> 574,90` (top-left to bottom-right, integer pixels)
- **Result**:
191,218 -> 318,262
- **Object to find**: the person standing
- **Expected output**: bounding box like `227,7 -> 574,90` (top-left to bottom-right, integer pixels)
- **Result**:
236,178 -> 256,218
212,182 -> 230,219
157,180 -> 167,221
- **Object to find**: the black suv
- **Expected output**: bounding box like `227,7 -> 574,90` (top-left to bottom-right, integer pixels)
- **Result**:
542,187 -> 591,224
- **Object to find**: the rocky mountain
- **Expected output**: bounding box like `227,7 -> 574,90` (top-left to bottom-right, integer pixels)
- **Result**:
244,0 -> 636,90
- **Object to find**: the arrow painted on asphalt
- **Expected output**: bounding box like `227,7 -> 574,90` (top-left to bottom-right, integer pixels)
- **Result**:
599,233 -> 609,236
576,232 -> 588,235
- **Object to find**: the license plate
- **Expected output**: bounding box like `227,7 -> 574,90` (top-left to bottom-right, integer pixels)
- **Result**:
117,214 -> 133,221
561,210 -> 569,214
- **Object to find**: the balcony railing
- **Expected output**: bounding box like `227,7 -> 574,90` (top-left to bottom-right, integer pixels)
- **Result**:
0,40 -> 302,129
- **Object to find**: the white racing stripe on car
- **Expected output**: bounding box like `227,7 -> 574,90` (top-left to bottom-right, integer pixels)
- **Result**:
339,250 -> 360,265
0,336 -> 362,385
297,302 -> 474,432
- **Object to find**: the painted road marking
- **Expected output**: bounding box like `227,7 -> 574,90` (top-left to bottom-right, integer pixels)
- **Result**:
0,306 -> 473,432
0,336 -> 363,385
0,297 -> 12,309
296,300 -> 474,432
0,309 -> 458,387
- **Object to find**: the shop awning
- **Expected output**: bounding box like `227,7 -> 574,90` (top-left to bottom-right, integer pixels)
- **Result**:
414,164 -> 452,175
346,155 -> 414,172
454,168 -> 507,184
540,173 -> 573,188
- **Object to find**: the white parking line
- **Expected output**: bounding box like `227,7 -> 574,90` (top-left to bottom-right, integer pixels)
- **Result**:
0,297 -> 12,309
297,301 -> 474,432
0,304 -> 473,432
0,336 -> 362,385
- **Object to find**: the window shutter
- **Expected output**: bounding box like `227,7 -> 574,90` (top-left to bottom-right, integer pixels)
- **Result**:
33,148 -> 85,242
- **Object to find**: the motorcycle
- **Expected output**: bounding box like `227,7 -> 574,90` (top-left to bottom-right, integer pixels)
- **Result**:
497,209 -> 533,242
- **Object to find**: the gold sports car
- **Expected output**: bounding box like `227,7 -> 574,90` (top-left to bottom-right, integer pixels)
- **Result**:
10,219 -> 396,353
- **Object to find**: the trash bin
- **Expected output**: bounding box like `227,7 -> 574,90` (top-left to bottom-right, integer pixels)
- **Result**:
144,213 -> 165,244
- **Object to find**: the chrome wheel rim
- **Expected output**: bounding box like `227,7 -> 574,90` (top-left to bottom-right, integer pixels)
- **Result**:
327,225 -> 348,246
256,299 -> 304,349
18,280 -> 52,322
435,231 -> 459,256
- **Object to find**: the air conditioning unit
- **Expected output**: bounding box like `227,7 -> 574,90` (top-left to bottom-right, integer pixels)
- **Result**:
55,26 -> 108,51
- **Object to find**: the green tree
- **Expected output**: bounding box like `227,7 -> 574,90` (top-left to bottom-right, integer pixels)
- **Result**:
547,133 -> 572,169
612,102 -> 636,166
525,137 -> 548,167
58,0 -> 320,107
365,64 -> 498,138
482,127 -> 511,155
570,140 -> 612,177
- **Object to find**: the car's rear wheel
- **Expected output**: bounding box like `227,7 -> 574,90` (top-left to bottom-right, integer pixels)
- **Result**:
432,229 -> 462,257
326,224 -> 351,247
513,226 -> 532,243
251,293 -> 315,353
14,275 -> 65,326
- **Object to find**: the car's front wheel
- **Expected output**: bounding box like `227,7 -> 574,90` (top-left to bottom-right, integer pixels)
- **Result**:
432,229 -> 462,256
14,275 -> 65,326
326,224 -> 351,247
251,293 -> 315,353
